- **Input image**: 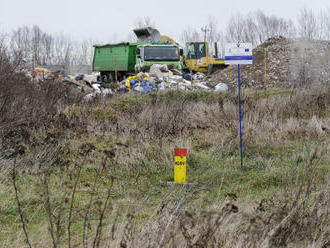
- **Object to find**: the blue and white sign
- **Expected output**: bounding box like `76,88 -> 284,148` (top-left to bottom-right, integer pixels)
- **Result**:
224,42 -> 253,169
225,43 -> 253,65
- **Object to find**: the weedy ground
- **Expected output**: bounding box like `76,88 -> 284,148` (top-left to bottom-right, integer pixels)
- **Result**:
0,73 -> 329,247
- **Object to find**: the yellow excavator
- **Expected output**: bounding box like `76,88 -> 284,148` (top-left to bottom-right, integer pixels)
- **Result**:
183,41 -> 227,75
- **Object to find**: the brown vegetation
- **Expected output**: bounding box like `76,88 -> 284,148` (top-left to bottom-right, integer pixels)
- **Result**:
0,45 -> 329,247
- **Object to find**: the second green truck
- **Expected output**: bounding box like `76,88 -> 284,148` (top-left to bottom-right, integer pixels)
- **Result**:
93,42 -> 182,82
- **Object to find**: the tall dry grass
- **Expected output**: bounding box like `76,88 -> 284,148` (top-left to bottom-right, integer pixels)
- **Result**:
1,49 -> 330,247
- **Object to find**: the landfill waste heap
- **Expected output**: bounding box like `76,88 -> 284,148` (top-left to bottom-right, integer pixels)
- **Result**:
26,64 -> 228,101
206,36 -> 330,89
28,35 -> 330,99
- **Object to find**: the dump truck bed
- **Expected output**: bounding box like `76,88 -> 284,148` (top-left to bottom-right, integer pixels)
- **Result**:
92,43 -> 138,72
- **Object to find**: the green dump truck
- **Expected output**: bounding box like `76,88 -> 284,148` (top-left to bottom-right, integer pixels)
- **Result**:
92,42 -> 182,82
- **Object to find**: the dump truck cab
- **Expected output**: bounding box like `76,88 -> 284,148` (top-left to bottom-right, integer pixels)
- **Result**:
135,42 -> 182,72
92,42 -> 181,82
92,27 -> 182,82
133,27 -> 182,71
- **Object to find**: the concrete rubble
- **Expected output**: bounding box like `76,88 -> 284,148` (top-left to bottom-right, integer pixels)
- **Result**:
206,36 -> 330,89
206,36 -> 293,89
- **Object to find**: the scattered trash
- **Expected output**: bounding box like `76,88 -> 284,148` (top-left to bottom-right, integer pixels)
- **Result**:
194,83 -> 210,90
214,83 -> 228,92
32,67 -> 51,81
183,73 -> 192,80
83,74 -> 97,83
171,69 -> 182,76
28,62 -> 232,99
149,64 -> 169,81
192,72 -> 205,81
102,88 -> 113,95
115,65 -> 222,94
157,81 -> 165,90
83,87 -> 113,101
75,74 -> 84,81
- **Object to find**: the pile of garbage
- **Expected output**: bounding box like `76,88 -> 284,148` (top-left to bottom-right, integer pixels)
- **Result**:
207,36 -> 292,89
61,74 -> 113,100
207,36 -> 330,89
27,64 -> 229,100
27,36 -> 329,99
117,64 -> 228,94
26,67 -> 65,81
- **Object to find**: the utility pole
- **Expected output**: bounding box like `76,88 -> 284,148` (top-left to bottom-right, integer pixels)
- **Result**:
201,26 -> 210,42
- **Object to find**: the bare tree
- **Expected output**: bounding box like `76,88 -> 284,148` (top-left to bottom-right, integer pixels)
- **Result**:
206,16 -> 223,56
297,8 -> 330,40
225,12 -> 246,43
10,25 -> 55,67
316,9 -> 330,40
51,33 -> 69,67
179,16 -> 225,57
297,8 -> 318,39
225,10 -> 296,46
10,26 -> 32,66
180,26 -> 201,43
10,25 -> 95,69
253,10 -> 296,43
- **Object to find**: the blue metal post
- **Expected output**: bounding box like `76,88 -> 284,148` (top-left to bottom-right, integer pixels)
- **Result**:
238,64 -> 243,169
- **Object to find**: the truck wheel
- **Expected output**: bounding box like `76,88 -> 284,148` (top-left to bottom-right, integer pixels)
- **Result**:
101,72 -> 110,83
108,72 -> 114,83
117,72 -> 126,82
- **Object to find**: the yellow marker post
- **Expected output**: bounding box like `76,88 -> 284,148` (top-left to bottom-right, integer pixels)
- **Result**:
174,148 -> 187,183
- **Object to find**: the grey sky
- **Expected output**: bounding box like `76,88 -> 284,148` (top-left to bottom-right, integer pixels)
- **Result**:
0,0 -> 329,43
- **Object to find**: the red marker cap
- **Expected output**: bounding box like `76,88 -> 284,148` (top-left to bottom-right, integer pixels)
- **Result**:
174,148 -> 187,157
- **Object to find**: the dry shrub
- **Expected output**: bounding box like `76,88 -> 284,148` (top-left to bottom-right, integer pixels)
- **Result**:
0,53 -> 83,157
114,190 -> 329,248
80,83 -> 330,157
111,153 -> 329,248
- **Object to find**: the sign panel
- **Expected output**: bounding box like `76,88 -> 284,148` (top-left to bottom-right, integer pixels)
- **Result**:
174,148 -> 187,183
225,43 -> 253,65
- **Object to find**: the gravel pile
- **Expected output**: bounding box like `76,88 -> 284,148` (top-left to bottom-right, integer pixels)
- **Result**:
207,36 -> 330,89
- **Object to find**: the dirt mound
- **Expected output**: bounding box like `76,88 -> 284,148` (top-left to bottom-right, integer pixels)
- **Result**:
207,36 -> 292,89
207,36 -> 330,89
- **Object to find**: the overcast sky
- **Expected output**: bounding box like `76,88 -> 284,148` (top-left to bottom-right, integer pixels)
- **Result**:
0,0 -> 329,43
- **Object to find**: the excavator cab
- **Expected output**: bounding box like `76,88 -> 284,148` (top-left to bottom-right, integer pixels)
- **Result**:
185,42 -> 207,60
184,42 -> 209,72
183,41 -> 226,74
